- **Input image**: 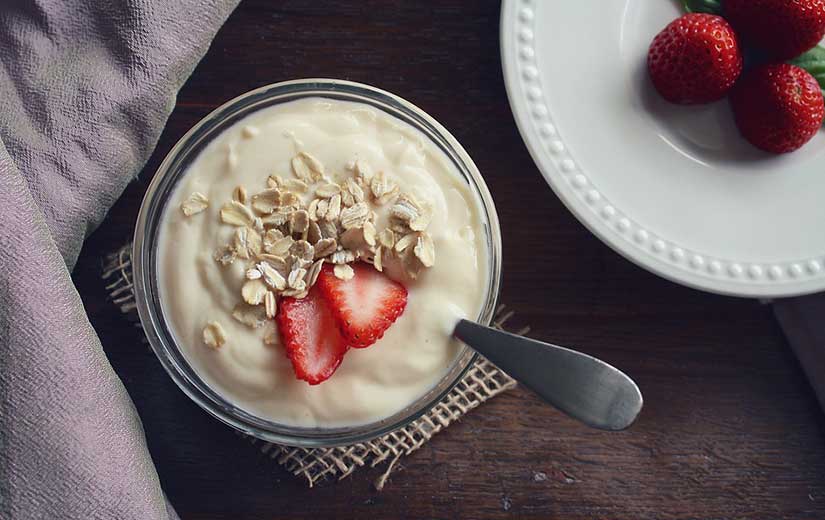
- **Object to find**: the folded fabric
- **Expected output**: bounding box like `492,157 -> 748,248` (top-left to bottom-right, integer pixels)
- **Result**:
0,1 -> 238,518
774,295 -> 825,410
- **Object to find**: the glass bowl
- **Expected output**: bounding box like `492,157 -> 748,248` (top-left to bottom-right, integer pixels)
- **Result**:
133,79 -> 502,447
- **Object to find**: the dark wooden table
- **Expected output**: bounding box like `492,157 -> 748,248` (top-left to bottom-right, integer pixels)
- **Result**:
73,1 -> 825,519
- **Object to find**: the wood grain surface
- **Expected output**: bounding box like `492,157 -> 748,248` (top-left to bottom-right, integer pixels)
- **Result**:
72,1 -> 825,518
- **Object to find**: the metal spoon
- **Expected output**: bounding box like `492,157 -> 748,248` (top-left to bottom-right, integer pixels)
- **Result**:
454,319 -> 643,431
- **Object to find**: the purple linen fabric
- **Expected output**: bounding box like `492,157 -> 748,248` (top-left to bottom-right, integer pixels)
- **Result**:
0,1 -> 238,518
775,295 -> 825,410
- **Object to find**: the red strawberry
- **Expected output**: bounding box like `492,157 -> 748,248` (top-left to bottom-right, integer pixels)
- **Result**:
730,63 -> 824,154
276,285 -> 348,385
725,0 -> 825,61
647,13 -> 743,104
316,262 -> 408,348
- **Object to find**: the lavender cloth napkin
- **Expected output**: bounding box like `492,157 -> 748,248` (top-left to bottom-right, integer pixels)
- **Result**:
0,1 -> 238,518
774,296 -> 825,410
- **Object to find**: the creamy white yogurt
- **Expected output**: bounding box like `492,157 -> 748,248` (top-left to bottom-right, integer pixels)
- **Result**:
158,98 -> 489,427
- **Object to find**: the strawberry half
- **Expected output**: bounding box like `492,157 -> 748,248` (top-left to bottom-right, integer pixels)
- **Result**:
316,262 -> 408,348
276,285 -> 348,385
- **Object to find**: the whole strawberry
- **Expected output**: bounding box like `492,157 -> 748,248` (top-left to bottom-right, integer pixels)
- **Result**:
725,0 -> 825,61
730,64 -> 824,154
648,13 -> 743,104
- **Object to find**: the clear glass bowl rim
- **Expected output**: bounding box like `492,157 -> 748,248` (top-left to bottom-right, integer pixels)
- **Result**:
132,78 -> 502,448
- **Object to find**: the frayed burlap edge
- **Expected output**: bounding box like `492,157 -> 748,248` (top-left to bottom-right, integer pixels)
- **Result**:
103,244 -> 521,488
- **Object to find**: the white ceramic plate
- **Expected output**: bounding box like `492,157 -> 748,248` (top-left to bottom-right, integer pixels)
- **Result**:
501,0 -> 825,297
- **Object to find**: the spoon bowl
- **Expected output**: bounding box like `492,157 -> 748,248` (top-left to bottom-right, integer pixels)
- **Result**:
454,319 -> 643,431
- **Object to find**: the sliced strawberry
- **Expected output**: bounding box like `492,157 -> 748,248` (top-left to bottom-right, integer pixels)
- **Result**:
316,262 -> 408,348
276,285 -> 348,385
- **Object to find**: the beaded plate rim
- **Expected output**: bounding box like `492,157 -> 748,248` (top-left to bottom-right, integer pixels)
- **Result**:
500,0 -> 825,298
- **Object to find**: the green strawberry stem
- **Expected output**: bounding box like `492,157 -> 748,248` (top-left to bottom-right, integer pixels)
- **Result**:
788,47 -> 825,125
789,46 -> 825,90
681,0 -> 722,15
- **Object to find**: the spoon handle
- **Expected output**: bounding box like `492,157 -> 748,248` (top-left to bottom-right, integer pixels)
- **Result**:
454,319 -> 643,431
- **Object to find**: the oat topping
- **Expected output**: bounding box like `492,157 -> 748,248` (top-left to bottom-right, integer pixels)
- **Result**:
206,153 -> 436,341
330,249 -> 356,265
353,159 -> 374,183
315,198 -> 329,220
265,235 -> 294,256
264,291 -> 277,319
280,178 -> 308,193
340,202 -> 369,230
333,264 -> 354,281
291,151 -> 325,183
203,321 -> 227,348
314,237 -> 337,258
253,219 -> 265,237
378,228 -> 395,249
307,198 -> 319,221
221,201 -> 255,226
298,151 -> 325,178
346,178 -> 364,203
318,220 -> 337,239
232,304 -> 267,328
374,246 -> 384,272
241,279 -> 268,305
341,189 -> 355,208
401,250 -> 426,279
251,188 -> 282,214
232,226 -> 262,259
326,194 -> 342,221
181,192 -> 209,216
307,221 -> 322,244
362,221 -> 377,247
394,232 -> 417,253
291,156 -> 313,183
232,228 -> 251,260
233,186 -> 248,204
257,254 -> 288,274
263,229 -> 284,249
306,259 -> 324,286
315,182 -> 340,198
410,209 -> 432,232
289,209 -> 309,235
339,227 -> 364,250
370,171 -> 399,205
261,210 -> 289,227
280,191 -> 302,209
287,267 -> 307,290
414,232 -> 435,267
291,240 -> 315,262
241,125 -> 260,139
213,245 -> 237,266
258,261 -> 287,290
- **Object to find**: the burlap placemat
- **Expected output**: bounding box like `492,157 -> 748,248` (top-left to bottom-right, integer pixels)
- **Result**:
102,244 -> 521,488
